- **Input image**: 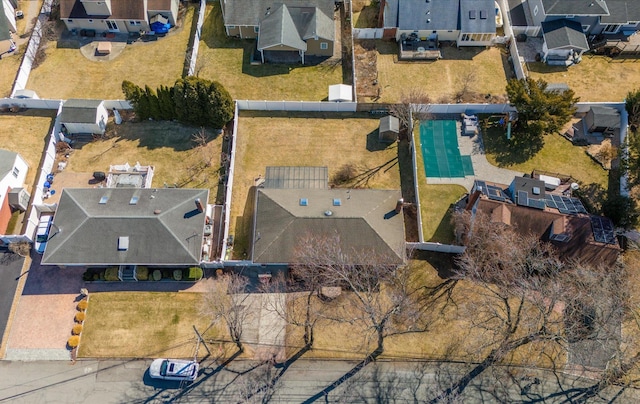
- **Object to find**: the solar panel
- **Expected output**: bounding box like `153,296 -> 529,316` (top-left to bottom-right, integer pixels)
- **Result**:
517,190 -> 528,206
487,185 -> 506,202
528,199 -> 546,210
591,216 -> 617,244
545,194 -> 588,215
545,195 -> 557,209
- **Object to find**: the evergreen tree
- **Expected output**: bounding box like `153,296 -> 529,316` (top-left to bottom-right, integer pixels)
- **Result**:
145,85 -> 161,120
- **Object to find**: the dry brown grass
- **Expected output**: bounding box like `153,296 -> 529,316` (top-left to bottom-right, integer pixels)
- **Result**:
230,111 -> 401,258
78,292 -> 227,358
0,53 -> 22,98
64,120 -> 224,203
26,7 -> 195,100
527,54 -> 640,102
371,41 -> 509,103
0,111 -> 55,188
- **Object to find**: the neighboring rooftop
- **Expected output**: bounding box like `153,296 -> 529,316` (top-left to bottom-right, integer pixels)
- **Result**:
0,149 -> 18,179
601,0 -> 640,24
396,0 -> 460,31
588,106 -> 621,129
541,0 -> 609,16
59,99 -> 104,123
221,0 -> 334,27
60,0 -> 146,20
541,19 -> 589,50
460,0 -> 496,34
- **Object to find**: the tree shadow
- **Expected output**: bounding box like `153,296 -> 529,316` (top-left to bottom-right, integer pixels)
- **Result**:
411,250 -> 457,279
365,129 -> 392,151
482,121 -> 544,165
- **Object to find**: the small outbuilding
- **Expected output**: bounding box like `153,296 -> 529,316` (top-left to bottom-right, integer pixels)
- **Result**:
584,106 -> 620,134
378,115 -> 400,143
328,84 -> 353,102
59,99 -> 109,135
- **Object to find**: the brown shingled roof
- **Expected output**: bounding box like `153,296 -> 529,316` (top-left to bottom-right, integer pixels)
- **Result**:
60,0 -> 145,20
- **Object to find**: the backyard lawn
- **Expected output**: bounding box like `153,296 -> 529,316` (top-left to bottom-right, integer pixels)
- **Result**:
79,292 -> 224,358
0,111 -> 55,188
528,55 -> 640,102
65,120 -> 224,202
373,42 -> 509,103
0,52 -> 21,98
482,124 -> 609,189
230,112 -> 401,259
26,7 -> 195,100
197,4 -> 343,101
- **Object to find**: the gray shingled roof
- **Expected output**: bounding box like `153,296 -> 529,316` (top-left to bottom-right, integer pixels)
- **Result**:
0,4 -> 12,41
252,188 -> 405,265
541,0 -> 609,15
460,0 -> 496,34
0,150 -> 18,180
292,5 -> 334,40
380,116 -> 399,133
398,0 -> 460,31
600,0 -> 640,24
59,99 -> 104,124
257,3 -> 307,51
42,188 -> 209,266
542,19 -> 589,50
222,0 -> 334,27
589,106 -> 621,129
382,0 -> 399,28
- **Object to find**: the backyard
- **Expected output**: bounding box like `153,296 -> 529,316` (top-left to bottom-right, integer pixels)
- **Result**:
25,6 -> 195,100
527,54 -> 640,102
359,41 -> 510,103
196,4 -> 343,101
230,111 -> 401,259
0,53 -> 21,98
79,292 -> 224,358
62,120 -> 225,203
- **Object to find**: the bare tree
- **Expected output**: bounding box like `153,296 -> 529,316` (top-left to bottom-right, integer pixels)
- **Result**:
389,88 -> 433,135
455,68 -> 477,102
191,127 -> 213,167
201,273 -> 252,352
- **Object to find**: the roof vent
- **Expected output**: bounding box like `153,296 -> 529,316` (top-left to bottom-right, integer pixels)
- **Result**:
532,187 -> 541,195
154,209 -> 162,215
333,198 -> 341,206
300,198 -> 308,206
324,210 -> 333,216
99,195 -> 109,204
118,236 -> 129,251
129,196 -> 139,205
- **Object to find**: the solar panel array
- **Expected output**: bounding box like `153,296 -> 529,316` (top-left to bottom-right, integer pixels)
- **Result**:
475,181 -> 508,202
545,194 -> 588,215
590,216 -> 617,244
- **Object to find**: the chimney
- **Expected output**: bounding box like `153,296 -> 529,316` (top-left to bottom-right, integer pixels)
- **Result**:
395,198 -> 404,213
195,198 -> 204,213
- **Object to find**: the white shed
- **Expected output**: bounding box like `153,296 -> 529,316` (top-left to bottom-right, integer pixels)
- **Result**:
328,84 -> 353,102
60,99 -> 109,135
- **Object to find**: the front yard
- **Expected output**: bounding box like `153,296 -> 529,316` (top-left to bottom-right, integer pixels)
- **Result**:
63,120 -> 225,203
25,6 -> 195,100
230,111 -> 401,259
196,3 -> 343,101
527,54 -> 640,102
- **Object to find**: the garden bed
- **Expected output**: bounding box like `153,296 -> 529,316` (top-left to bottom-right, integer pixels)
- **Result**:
82,266 -> 203,282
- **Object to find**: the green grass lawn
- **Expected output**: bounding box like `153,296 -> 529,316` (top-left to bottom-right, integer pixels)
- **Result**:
412,126 -> 467,243
482,123 -> 609,190
231,112 -> 401,259
79,292 -> 222,358
196,3 -> 343,101
527,54 -> 640,102
66,120 -> 225,203
26,7 -> 195,99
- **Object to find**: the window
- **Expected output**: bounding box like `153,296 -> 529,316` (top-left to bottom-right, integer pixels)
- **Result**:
106,20 -> 118,30
320,42 -> 328,50
12,167 -> 19,178
603,24 -> 620,33
533,5 -> 538,16
254,26 -> 259,33
228,25 -> 236,29
130,21 -> 141,26
582,24 -> 590,33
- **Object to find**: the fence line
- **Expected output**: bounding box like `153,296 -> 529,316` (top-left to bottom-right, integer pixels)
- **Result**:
512,26 -> 541,37
236,100 -> 357,112
407,242 -> 466,254
411,103 -> 516,114
348,0 -> 358,103
508,38 -> 527,80
353,28 -> 384,39
220,102 -> 240,261
186,0 -> 206,77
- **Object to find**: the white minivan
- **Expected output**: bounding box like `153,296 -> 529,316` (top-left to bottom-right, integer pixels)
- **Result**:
34,215 -> 53,254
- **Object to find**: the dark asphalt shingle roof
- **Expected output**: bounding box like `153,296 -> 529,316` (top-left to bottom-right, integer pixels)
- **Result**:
222,0 -> 333,27
460,0 -> 496,34
398,0 -> 460,31
541,0 -> 609,15
380,116 -> 399,133
542,19 -> 589,50
589,106 -> 621,129
42,188 -> 209,266
59,99 -> 104,123
600,0 -> 640,24
0,4 -> 12,41
252,188 -> 405,265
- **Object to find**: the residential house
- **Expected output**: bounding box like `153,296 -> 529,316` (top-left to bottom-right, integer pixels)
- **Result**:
464,176 -> 621,266
59,0 -> 179,35
567,105 -> 621,144
0,150 -> 29,234
250,166 -> 406,265
382,0 -> 497,47
41,188 -> 209,267
541,19 -> 589,64
220,0 -> 335,63
59,99 -> 109,135
0,0 -> 17,55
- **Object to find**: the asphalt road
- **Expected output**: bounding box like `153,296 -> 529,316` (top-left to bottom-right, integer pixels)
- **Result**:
0,252 -> 24,343
0,358 -> 639,403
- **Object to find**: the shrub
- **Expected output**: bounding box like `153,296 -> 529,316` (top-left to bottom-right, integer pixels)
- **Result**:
136,266 -> 149,281
98,271 -> 105,281
173,269 -> 183,281
82,270 -> 94,282
75,312 -> 86,323
77,300 -> 88,311
104,267 -> 119,281
162,269 -> 171,278
68,335 -> 80,348
72,324 -> 83,335
152,270 -> 162,281
93,273 -> 100,281
185,266 -> 203,281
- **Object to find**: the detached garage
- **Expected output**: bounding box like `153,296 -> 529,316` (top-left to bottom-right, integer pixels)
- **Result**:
60,99 -> 109,135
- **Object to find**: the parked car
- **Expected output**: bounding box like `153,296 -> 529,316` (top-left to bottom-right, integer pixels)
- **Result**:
149,359 -> 199,382
34,215 -> 53,254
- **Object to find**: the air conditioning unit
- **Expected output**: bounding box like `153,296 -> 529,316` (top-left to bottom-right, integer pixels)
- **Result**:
204,225 -> 213,236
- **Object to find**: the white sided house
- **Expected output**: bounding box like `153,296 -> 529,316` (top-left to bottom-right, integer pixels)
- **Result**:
0,150 -> 29,234
59,99 -> 109,135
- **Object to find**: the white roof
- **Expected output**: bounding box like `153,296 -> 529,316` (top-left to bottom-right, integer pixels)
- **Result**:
328,84 -> 352,102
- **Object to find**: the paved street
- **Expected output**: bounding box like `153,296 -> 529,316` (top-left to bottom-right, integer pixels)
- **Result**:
1,358 -> 639,403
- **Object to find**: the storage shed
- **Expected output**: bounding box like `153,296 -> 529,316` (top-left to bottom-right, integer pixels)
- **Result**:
60,99 -> 108,135
328,84 -> 353,102
378,115 -> 400,143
